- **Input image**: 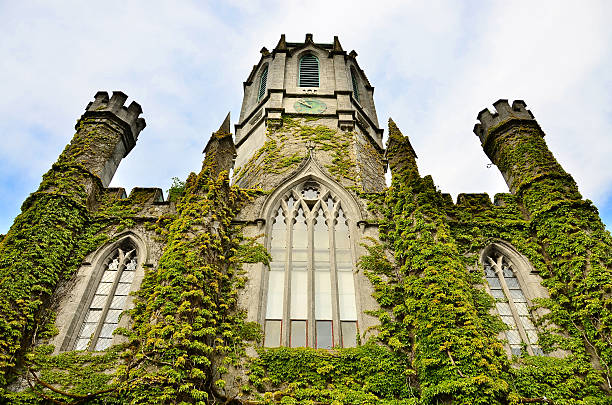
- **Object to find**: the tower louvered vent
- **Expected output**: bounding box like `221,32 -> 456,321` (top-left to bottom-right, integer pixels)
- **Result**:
299,55 -> 319,87
258,65 -> 268,101
351,68 -> 360,102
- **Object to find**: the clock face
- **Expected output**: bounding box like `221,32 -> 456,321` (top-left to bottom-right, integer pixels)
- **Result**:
294,98 -> 327,114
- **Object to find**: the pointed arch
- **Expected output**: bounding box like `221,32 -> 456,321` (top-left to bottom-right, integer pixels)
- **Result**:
60,232 -> 147,351
259,168 -> 362,348
480,240 -> 545,356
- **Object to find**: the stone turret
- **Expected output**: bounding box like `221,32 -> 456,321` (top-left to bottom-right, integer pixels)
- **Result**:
473,99 -> 578,201
74,91 -> 146,187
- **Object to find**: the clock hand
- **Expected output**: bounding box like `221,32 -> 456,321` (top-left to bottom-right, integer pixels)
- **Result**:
298,100 -> 311,108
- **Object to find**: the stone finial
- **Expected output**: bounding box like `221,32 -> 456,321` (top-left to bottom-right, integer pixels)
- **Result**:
202,112 -> 236,176
473,99 -> 537,145
386,118 -> 419,177
260,47 -> 270,56
274,34 -> 288,52
332,36 -> 344,53
349,50 -> 358,58
218,112 -> 231,135
83,91 -> 146,140
305,33 -> 314,43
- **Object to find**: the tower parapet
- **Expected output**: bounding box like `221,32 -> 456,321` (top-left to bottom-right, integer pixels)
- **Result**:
473,99 -> 576,199
73,91 -> 146,187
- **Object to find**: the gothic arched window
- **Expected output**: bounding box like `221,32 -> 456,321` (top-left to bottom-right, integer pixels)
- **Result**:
74,245 -> 138,351
258,64 -> 268,101
299,54 -> 319,87
350,67 -> 360,102
484,252 -> 543,356
263,181 -> 358,348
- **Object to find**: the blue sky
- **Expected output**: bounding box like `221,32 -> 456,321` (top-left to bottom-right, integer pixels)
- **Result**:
1,1 -> 612,233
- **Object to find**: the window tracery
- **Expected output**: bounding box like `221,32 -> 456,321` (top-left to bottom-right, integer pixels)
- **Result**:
75,245 -> 138,351
263,181 -> 358,348
484,252 -> 543,356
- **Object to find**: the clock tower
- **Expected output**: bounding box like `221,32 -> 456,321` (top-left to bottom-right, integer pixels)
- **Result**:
233,33 -> 386,193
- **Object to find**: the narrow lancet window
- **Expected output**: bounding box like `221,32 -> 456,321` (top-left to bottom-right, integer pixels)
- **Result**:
258,64 -> 268,101
76,246 -> 137,351
299,54 -> 319,87
350,67 -> 360,102
484,253 -> 542,356
264,208 -> 286,347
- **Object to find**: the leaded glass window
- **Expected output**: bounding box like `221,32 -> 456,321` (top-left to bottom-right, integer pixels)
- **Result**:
263,182 -> 358,348
299,54 -> 319,87
75,246 -> 137,351
258,64 -> 268,101
484,254 -> 542,356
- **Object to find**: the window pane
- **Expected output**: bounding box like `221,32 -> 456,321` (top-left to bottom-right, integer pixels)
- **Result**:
101,270 -> 118,283
510,345 -> 522,356
505,277 -> 520,290
96,282 -> 113,296
335,209 -> 350,250
115,283 -> 131,296
100,322 -> 118,338
291,271 -> 308,319
315,272 -> 332,320
526,330 -> 538,344
341,321 -> 357,348
501,316 -> 517,328
264,320 -> 282,347
266,271 -> 285,319
105,309 -> 122,324
510,289 -> 526,302
496,302 -> 512,316
316,321 -> 333,349
120,270 -> 135,283
515,302 -> 529,316
486,277 -> 501,289
85,309 -> 102,323
491,289 -> 505,300
75,338 -> 90,351
290,320 -> 307,347
484,265 -> 496,278
338,272 -> 357,320
78,322 -> 96,339
110,295 -> 127,309
506,329 -> 522,345
95,338 -> 113,351
90,294 -> 107,309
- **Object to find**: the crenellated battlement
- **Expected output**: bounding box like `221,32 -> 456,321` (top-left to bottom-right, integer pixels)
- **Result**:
82,91 -> 146,150
473,99 -> 538,146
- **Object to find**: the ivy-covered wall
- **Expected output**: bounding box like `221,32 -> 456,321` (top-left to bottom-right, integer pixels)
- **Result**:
2,98 -> 612,405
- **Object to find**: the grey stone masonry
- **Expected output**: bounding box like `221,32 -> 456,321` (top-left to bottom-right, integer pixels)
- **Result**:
76,91 -> 146,187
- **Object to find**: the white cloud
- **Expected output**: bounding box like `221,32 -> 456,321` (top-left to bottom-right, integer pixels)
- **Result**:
1,0 -> 611,232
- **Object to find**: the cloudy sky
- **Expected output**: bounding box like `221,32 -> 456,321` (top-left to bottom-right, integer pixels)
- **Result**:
1,1 -> 612,233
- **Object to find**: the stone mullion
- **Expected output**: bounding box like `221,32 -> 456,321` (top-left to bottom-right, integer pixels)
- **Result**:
307,210 -> 315,348
328,211 -> 341,348
281,208 -> 293,347
492,255 -> 533,356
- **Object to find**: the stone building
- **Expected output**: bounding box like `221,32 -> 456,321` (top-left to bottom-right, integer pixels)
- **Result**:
1,34 -> 611,404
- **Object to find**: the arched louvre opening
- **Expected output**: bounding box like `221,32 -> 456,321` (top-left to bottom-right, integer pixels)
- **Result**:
350,67 -> 360,102
258,64 -> 268,101
263,181 -> 358,348
484,252 -> 543,356
75,244 -> 138,351
299,54 -> 319,87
